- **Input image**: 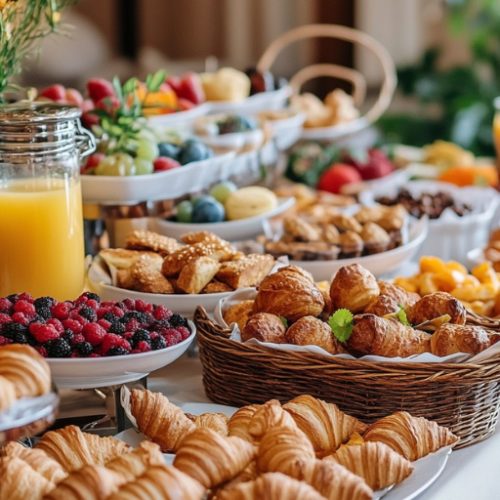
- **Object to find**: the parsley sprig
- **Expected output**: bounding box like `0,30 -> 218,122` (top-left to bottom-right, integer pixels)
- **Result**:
329,309 -> 354,342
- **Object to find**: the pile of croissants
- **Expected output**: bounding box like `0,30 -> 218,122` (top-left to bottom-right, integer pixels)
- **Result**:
223,263 -> 500,358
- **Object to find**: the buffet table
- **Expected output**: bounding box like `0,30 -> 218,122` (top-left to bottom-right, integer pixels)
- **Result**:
150,353 -> 500,500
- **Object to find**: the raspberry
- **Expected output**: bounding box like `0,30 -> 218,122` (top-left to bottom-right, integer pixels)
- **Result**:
76,341 -> 93,357
75,294 -> 89,305
29,322 -> 45,335
47,318 -> 64,334
70,351 -> 81,358
62,319 -> 82,334
97,319 -> 111,331
107,346 -> 130,356
11,312 -> 29,325
71,334 -> 85,345
150,331 -> 159,340
14,300 -> 36,317
34,346 -> 48,357
79,305 -> 97,322
109,322 -> 126,335
82,323 -> 106,346
48,339 -> 71,357
0,313 -> 12,329
86,299 -> 99,310
52,302 -> 71,320
122,299 -> 136,311
97,307 -> 112,319
169,313 -> 188,328
125,319 -> 140,332
0,336 -> 12,346
111,307 -> 125,318
101,334 -> 131,355
152,336 -> 166,350
101,301 -> 116,308
17,293 -> 34,303
0,298 -> 13,314
76,316 -> 89,326
124,332 -> 133,340
89,353 -> 102,358
2,322 -> 28,340
154,305 -> 172,321
161,329 -> 182,343
176,326 -> 191,341
33,325 -> 60,343
136,340 -> 151,352
135,300 -> 153,313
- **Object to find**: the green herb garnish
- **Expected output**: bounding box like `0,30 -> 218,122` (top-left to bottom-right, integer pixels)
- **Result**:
329,309 -> 354,342
279,316 -> 288,328
396,303 -> 411,326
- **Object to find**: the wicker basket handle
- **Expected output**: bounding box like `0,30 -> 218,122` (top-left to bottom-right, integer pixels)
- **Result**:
257,24 -> 396,124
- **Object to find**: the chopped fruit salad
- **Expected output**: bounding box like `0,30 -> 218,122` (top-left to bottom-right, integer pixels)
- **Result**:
0,292 -> 191,358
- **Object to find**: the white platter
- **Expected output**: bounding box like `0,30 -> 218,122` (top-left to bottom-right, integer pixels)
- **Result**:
288,216 -> 428,282
147,103 -> 211,128
47,322 -> 196,390
153,197 -> 295,241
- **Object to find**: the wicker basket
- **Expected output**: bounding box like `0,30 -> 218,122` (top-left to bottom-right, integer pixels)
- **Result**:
195,306 -> 500,450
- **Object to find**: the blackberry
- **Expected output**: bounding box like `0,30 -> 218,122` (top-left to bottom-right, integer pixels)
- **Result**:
107,346 -> 129,356
48,339 -> 71,358
138,312 -> 154,325
63,329 -> 74,343
12,331 -> 31,345
1,322 -> 28,340
132,329 -> 150,346
83,292 -> 100,303
6,294 -> 20,303
30,315 -> 47,324
76,341 -> 93,357
151,336 -> 166,350
36,307 -> 52,320
34,296 -> 55,312
103,312 -> 119,325
169,313 -> 188,328
108,322 -> 126,335
155,319 -> 172,330
121,311 -> 142,323
79,305 -> 97,322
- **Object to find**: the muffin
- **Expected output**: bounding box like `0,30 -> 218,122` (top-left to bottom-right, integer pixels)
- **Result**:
339,230 -> 363,259
361,222 -> 391,255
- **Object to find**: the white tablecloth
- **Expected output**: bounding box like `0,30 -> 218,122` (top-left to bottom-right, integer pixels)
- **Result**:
150,354 -> 500,500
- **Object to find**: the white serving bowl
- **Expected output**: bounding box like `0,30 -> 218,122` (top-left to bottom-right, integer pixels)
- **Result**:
147,103 -> 210,128
153,197 -> 295,242
289,216 -> 428,282
47,322 -> 196,390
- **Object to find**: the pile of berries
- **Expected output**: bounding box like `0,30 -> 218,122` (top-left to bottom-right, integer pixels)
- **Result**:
0,293 -> 191,358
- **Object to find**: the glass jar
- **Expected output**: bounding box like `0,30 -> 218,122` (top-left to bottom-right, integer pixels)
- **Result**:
0,102 -> 95,301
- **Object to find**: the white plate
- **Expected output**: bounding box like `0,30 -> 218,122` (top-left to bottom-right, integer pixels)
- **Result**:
47,322 -> 196,390
290,217 -> 428,282
154,197 -> 296,241
196,129 -> 265,154
81,152 -> 235,205
147,103 -> 211,128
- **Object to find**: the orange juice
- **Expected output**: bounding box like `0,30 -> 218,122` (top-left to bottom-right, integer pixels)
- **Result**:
494,112 -> 500,167
0,178 -> 85,301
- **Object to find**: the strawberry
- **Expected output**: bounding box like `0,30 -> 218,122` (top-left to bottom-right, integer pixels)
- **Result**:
81,112 -> 100,131
165,76 -> 182,95
65,88 -> 84,107
95,96 -> 120,115
154,157 -> 181,172
178,98 -> 196,111
344,148 -> 394,181
40,84 -> 66,102
317,164 -> 362,194
87,78 -> 115,103
177,72 -> 205,105
81,99 -> 95,113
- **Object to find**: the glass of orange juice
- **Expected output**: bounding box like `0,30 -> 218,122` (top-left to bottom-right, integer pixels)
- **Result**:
0,102 -> 95,301
494,98 -> 500,170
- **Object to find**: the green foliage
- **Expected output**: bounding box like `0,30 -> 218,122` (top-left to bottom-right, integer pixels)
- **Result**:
329,309 -> 354,343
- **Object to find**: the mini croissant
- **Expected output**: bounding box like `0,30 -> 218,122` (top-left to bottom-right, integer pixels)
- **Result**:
363,411 -> 459,461
228,404 -> 261,444
0,374 -> 16,411
248,400 -> 297,439
430,323 -> 491,356
192,412 -> 229,436
406,291 -> 466,326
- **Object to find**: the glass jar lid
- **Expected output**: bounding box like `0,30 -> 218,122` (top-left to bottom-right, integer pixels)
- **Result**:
0,101 -> 82,124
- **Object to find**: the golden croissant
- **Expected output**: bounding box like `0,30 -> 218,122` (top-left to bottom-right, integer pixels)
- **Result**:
407,292 -> 466,326
106,465 -> 205,500
193,412 -> 229,436
283,395 -> 367,455
0,456 -> 55,500
0,345 -> 51,398
0,374 -> 16,411
173,427 -> 255,489
326,441 -> 414,490
363,411 -> 459,461
228,404 -> 260,444
1,442 -> 67,484
217,472 -> 328,500
130,389 -> 195,452
248,400 -> 297,439
430,323 -> 491,356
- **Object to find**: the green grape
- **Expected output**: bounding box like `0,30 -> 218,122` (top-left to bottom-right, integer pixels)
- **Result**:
134,158 -> 154,175
177,200 -> 193,223
95,153 -> 136,176
209,182 -> 238,204
136,138 -> 159,161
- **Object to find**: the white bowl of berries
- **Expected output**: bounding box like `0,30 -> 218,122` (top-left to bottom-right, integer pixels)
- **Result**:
0,293 -> 195,390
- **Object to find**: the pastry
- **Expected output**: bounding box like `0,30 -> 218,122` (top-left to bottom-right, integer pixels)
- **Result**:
253,266 -> 325,322
228,405 -> 261,444
285,316 -> 344,355
181,231 -> 224,245
248,400 -> 297,439
319,290 -> 333,321
354,206 -> 385,224
329,214 -> 362,233
431,323 -> 491,356
322,224 -> 340,245
177,256 -> 221,294
363,411 -> 459,461
192,413 -> 229,436
130,389 -> 195,453
219,460 -> 260,491
330,264 -> 380,313
283,215 -> 321,242
346,315 -> 431,357
283,395 -> 367,456
407,292 -> 467,326
360,222 -> 390,255
99,249 -> 163,270
119,258 -> 174,294
264,241 -> 340,261
216,254 -> 275,290
338,231 -> 363,258
326,441 -> 414,490
0,374 -> 16,411
202,280 -> 233,294
364,294 -> 400,316
377,281 -> 420,309
223,300 -> 255,331
200,68 -> 251,102
125,230 -> 182,256
225,187 -> 278,221
242,313 -> 287,344
173,427 -> 255,489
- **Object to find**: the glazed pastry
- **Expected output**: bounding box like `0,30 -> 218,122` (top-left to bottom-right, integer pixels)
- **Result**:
177,256 -> 221,294
120,258 -> 174,294
329,214 -> 362,233
223,300 -> 255,331
285,316 -> 345,355
253,266 -> 325,322
248,400 -> 297,439
173,427 -> 255,489
193,412 -> 229,436
347,315 -> 431,357
431,324 -> 491,356
407,292 -> 467,326
338,231 -> 363,258
376,205 -> 407,232
1,442 -> 67,483
99,249 -> 163,270
283,395 -> 367,455
377,281 -> 420,309
320,290 -> 333,322
0,456 -> 54,500
283,215 -> 321,242
364,295 -> 399,317
181,231 -> 224,245
360,222 -> 390,255
125,230 -> 182,256
0,344 -> 51,398
363,411 -> 459,461
227,405 -> 261,443
130,389 -> 195,453
0,374 -> 16,411
216,254 -> 275,290
242,313 -> 287,344
106,465 -> 205,500
217,472 -> 327,500
202,280 -> 233,294
330,264 -> 380,313
326,441 -> 414,490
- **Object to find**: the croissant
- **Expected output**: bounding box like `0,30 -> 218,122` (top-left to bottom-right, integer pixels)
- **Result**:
0,375 -> 16,411
248,400 -> 297,439
0,456 -> 55,500
325,441 -> 414,490
42,465 -> 126,500
377,282 -> 420,309
363,294 -> 399,317
217,472 -> 328,500
1,442 -> 67,483
0,345 -> 51,398
407,291 -> 466,326
106,465 -> 205,500
363,411 -> 459,461
86,433 -> 131,466
283,395 -> 367,455
193,412 -> 229,436
285,316 -> 345,354
347,315 -> 430,357
227,404 -> 260,444
220,460 -> 260,490
430,323 -> 491,356
173,427 -> 255,489
105,441 -> 164,482
130,389 -> 195,452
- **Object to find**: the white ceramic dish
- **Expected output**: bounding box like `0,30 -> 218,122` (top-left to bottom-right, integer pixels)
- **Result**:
288,216 -> 428,282
154,197 -> 295,241
147,103 -> 211,128
197,129 -> 265,154
81,152 -> 235,205
47,322 -> 196,390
